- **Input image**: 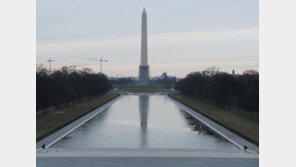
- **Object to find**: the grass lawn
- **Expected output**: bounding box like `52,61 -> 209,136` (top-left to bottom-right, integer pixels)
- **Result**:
36,93 -> 119,141
170,94 -> 259,145
115,85 -> 167,93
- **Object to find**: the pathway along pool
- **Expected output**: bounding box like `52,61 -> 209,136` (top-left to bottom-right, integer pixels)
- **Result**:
52,94 -> 237,150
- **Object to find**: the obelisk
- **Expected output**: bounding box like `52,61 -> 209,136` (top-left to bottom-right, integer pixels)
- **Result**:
139,8 -> 149,85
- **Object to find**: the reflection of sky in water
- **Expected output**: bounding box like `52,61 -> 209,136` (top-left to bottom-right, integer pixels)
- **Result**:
53,95 -> 237,150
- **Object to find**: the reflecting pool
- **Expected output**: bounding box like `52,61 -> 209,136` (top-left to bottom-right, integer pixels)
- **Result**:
52,94 -> 237,149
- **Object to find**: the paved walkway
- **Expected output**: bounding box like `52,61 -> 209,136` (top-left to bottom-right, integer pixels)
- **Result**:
37,157 -> 258,167
38,148 -> 258,158
37,149 -> 258,167
168,96 -> 259,152
36,96 -> 121,150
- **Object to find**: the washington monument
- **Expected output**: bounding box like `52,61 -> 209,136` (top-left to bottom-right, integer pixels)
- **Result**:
139,9 -> 149,85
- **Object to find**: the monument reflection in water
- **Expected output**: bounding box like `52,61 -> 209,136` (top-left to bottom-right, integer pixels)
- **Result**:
52,95 -> 237,150
139,94 -> 149,147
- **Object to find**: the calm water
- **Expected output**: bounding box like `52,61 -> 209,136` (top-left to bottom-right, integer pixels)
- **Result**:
52,94 -> 237,149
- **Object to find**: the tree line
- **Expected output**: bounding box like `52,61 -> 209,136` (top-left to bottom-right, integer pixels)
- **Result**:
110,77 -> 137,85
175,67 -> 259,114
151,77 -> 177,89
109,76 -> 177,88
36,66 -> 112,113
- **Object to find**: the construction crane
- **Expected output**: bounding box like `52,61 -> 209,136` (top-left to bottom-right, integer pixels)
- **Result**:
47,58 -> 55,73
70,63 -> 88,72
86,57 -> 108,73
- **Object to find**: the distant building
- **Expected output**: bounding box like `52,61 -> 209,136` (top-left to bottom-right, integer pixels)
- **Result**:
232,70 -> 240,77
160,72 -> 167,80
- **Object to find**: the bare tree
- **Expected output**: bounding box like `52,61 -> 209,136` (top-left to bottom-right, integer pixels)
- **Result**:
243,70 -> 259,75
202,66 -> 220,76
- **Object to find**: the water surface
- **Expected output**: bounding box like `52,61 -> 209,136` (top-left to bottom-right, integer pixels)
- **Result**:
53,94 -> 237,149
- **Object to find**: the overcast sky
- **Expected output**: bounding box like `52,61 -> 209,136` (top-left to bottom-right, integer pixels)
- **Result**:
37,0 -> 258,77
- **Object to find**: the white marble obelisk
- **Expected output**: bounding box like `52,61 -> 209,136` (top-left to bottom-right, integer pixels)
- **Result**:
141,9 -> 148,65
139,8 -> 149,85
